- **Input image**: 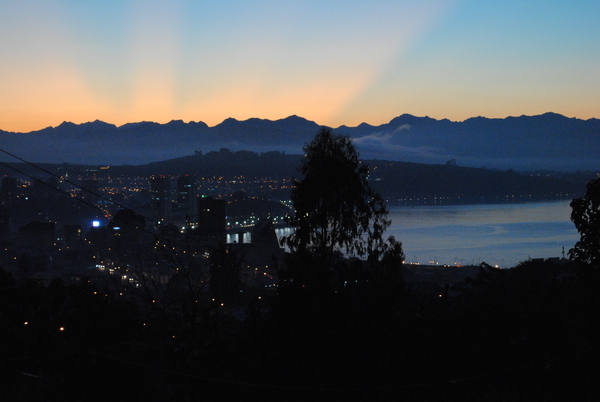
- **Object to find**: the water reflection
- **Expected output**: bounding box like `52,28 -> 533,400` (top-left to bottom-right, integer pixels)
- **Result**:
387,201 -> 578,267
231,201 -> 578,268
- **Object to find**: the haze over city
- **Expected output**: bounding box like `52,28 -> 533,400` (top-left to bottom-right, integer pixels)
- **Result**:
1,0 -> 599,133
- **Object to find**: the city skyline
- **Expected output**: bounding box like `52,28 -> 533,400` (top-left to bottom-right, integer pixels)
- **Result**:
1,0 -> 599,133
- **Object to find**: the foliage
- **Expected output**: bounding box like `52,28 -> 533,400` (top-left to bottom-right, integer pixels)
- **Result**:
283,127 -> 391,263
569,177 -> 600,267
209,244 -> 241,304
2,256 -> 600,401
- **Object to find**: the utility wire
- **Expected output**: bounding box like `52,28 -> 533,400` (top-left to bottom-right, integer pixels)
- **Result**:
1,147 -> 158,224
0,147 -> 280,283
0,159 -> 105,217
3,149 -> 595,393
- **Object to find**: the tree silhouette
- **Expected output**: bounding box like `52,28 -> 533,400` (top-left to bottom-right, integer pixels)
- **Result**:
209,243 -> 241,304
570,177 -> 600,268
283,127 -> 398,288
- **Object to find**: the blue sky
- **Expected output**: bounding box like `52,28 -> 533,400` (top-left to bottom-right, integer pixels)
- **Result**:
1,0 -> 598,132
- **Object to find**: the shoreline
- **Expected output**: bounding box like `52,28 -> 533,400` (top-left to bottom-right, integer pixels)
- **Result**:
386,194 -> 577,208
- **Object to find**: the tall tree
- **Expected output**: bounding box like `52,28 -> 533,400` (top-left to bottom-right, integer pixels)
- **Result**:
570,177 -> 600,268
284,127 -> 392,265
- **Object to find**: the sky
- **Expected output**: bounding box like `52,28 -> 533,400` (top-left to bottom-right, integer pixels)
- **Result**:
1,0 -> 599,133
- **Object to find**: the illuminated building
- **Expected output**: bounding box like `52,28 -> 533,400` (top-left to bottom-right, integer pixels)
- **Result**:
150,175 -> 172,224
176,175 -> 197,218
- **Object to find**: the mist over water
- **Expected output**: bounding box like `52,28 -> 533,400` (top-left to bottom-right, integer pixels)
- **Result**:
387,200 -> 578,267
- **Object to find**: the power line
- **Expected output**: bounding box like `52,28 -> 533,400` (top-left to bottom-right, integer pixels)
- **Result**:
0,147 -> 155,223
0,147 -> 279,283
0,159 -> 104,216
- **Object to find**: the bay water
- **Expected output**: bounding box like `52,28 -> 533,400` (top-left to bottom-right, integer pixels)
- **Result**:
264,200 -> 579,268
386,200 -> 578,268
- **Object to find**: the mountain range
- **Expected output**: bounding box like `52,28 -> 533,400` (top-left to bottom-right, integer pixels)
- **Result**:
1,113 -> 599,171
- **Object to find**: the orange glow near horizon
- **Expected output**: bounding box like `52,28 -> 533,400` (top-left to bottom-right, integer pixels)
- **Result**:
0,1 -> 598,133
3,108 -> 600,135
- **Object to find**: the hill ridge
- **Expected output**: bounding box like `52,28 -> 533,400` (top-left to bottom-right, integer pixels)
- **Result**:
0,113 -> 598,171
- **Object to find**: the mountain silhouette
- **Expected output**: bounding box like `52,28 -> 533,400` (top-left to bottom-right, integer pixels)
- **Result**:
1,113 -> 598,170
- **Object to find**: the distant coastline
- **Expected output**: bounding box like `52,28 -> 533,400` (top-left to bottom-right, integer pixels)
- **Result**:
386,193 -> 578,207
0,151 -> 594,209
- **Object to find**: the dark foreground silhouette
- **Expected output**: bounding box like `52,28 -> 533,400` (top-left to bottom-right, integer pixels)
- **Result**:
1,257 -> 599,402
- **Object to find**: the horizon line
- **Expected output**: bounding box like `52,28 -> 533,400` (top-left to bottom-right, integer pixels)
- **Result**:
1,111 -> 596,133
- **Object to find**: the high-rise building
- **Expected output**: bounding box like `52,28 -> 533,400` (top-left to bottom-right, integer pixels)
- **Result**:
197,196 -> 226,244
150,176 -> 172,224
80,178 -> 100,202
1,176 -> 17,208
62,224 -> 83,248
19,221 -> 56,251
176,175 -> 197,218
0,209 -> 12,241
0,177 -> 17,237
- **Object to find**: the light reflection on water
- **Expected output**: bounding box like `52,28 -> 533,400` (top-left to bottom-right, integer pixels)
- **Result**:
386,200 -> 578,267
262,201 -> 579,268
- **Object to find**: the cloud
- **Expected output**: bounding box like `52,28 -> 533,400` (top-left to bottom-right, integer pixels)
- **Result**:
394,124 -> 412,132
352,132 -> 394,147
351,131 -> 457,163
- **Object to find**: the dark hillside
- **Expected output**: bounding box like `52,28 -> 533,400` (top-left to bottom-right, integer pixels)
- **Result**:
0,151 -> 592,205
367,161 -> 587,204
